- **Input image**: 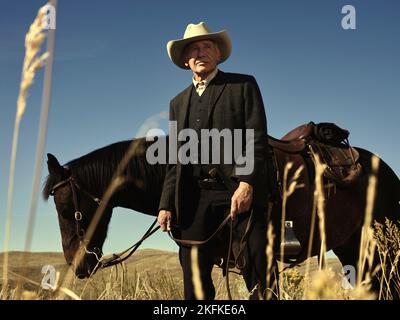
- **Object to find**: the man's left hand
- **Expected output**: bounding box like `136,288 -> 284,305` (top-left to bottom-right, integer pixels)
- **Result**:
230,181 -> 253,220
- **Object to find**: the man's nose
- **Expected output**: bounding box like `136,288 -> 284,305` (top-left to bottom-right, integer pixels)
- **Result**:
198,48 -> 206,57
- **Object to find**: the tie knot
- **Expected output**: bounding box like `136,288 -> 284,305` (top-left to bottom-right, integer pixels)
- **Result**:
197,81 -> 205,88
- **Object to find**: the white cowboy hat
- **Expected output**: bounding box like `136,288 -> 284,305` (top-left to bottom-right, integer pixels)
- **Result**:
167,22 -> 232,69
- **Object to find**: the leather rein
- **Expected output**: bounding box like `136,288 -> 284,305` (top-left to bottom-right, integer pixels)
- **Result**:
167,209 -> 253,300
166,166 -> 255,300
50,176 -> 252,299
49,176 -> 160,269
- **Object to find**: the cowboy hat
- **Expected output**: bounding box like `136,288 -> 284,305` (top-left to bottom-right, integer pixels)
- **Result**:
167,22 -> 232,69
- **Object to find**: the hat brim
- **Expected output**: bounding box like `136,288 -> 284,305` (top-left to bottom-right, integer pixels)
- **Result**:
167,30 -> 231,69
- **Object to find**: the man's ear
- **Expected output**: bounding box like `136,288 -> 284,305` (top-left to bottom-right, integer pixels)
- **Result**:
216,46 -> 222,63
182,51 -> 189,67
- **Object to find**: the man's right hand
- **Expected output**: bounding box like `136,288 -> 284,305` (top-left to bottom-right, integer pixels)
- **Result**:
157,210 -> 172,232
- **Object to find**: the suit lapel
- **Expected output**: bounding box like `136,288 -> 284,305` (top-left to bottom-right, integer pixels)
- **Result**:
207,70 -> 227,125
177,84 -> 193,132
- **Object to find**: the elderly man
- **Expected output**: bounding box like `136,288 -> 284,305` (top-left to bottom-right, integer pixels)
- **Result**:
158,22 -> 274,300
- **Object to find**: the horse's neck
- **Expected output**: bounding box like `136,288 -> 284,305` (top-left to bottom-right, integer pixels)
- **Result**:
109,156 -> 165,217
74,139 -> 165,217
113,185 -> 161,217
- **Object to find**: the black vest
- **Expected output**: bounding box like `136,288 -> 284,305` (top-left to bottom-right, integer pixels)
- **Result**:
187,85 -> 214,178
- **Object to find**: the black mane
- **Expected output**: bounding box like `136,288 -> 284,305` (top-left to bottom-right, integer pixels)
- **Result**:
43,137 -> 167,200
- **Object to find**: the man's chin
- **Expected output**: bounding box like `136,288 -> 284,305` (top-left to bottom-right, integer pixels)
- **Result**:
195,66 -> 213,76
195,65 -> 207,72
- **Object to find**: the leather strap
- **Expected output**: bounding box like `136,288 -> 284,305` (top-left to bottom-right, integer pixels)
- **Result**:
167,212 -> 231,246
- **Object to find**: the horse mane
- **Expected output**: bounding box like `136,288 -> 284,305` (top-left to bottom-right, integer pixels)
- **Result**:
43,137 -> 166,200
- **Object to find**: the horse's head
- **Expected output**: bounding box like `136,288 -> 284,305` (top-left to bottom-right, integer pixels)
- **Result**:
43,153 -> 111,278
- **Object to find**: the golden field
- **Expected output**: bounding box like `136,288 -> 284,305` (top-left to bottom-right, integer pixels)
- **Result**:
0,249 -> 351,300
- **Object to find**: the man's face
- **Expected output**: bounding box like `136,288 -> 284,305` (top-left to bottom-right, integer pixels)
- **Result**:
184,40 -> 221,77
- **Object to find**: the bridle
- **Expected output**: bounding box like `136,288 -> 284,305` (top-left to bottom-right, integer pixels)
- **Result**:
49,176 -> 160,269
49,174 -> 255,299
50,176 -> 103,261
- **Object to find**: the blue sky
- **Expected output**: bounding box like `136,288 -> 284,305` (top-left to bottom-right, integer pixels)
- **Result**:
0,0 -> 399,255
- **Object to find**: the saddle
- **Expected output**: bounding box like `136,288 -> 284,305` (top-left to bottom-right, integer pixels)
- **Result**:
217,122 -> 363,268
267,122 -> 363,262
269,121 -> 362,187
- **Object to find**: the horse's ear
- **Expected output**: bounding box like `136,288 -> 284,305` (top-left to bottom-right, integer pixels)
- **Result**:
47,153 -> 64,176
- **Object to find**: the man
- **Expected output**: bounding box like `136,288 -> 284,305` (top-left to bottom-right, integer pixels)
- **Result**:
158,22 -> 273,300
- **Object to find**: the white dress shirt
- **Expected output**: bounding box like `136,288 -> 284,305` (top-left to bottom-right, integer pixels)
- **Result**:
192,68 -> 219,96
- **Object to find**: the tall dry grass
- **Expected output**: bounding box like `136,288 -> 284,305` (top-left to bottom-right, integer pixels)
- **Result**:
2,2 -> 399,302
277,161 -> 304,299
2,3 -> 51,300
374,218 -> 400,299
190,246 -> 205,300
357,155 -> 380,288
313,154 -> 328,270
279,162 -> 304,266
2,242 -> 399,300
280,151 -> 330,299
24,0 -> 57,254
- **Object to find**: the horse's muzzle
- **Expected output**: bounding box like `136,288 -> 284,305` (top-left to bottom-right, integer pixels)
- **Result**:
74,253 -> 101,278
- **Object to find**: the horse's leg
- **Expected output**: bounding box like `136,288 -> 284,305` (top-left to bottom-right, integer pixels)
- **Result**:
333,229 -> 360,281
376,155 -> 400,299
361,149 -> 400,299
371,223 -> 400,299
235,206 -> 279,300
333,228 -> 386,298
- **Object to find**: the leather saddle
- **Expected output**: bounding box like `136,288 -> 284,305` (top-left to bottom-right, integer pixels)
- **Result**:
268,122 -> 362,187
267,122 -> 363,262
218,122 -> 363,268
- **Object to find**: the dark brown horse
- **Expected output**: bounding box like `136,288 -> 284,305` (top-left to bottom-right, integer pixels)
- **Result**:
43,133 -> 400,298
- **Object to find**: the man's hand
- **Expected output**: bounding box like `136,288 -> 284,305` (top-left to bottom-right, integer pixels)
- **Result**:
158,210 -> 172,231
230,182 -> 253,220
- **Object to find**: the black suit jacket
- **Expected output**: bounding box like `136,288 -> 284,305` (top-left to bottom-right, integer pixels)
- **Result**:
159,70 -> 269,224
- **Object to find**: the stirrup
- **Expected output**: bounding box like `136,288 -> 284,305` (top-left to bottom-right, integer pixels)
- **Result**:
278,221 -> 302,259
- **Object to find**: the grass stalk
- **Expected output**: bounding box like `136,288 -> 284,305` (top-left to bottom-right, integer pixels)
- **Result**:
191,246 -> 204,300
357,155 -> 379,287
2,4 -> 50,299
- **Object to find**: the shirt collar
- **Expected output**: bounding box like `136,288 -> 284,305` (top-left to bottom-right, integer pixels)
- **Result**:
192,68 -> 219,88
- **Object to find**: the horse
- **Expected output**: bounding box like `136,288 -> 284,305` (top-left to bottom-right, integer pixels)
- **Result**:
43,131 -> 400,298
